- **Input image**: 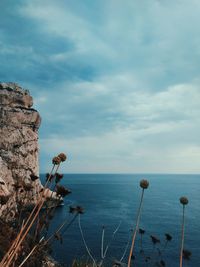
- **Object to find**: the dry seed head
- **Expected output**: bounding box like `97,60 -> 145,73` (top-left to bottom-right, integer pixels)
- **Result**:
52,156 -> 61,165
165,233 -> 172,241
58,153 -> 67,162
56,185 -> 71,197
140,179 -> 149,189
180,196 -> 189,205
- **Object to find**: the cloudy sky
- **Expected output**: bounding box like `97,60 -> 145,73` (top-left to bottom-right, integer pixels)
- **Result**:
1,0 -> 200,173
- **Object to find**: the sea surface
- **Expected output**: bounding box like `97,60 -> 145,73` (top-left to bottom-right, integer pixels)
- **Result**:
41,174 -> 200,267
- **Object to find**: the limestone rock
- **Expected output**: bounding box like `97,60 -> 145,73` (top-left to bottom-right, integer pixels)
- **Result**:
0,82 -> 42,220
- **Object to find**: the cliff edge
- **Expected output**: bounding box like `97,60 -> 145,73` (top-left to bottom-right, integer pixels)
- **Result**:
0,82 -> 42,220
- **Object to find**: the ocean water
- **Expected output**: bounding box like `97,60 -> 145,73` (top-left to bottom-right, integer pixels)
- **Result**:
41,174 -> 200,267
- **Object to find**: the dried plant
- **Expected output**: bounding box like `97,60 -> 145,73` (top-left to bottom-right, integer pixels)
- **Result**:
0,153 -> 67,267
127,179 -> 149,267
0,169 -> 193,267
179,196 -> 189,267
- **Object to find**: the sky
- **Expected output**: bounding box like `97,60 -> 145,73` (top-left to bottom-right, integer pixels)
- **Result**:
0,0 -> 200,173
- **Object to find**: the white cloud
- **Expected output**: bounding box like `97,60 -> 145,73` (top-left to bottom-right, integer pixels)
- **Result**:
38,78 -> 200,173
4,0 -> 199,173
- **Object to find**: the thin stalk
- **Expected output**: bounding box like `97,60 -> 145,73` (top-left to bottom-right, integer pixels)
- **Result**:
99,221 -> 121,267
18,237 -> 44,267
1,220 -> 25,267
2,164 -> 59,267
34,167 -> 61,240
17,213 -> 77,267
0,164 -> 56,266
101,226 -> 105,259
39,194 -> 62,238
103,221 -> 121,258
3,200 -> 44,267
45,213 -> 78,245
120,231 -> 132,262
78,214 -> 97,267
127,189 -> 144,267
180,205 -> 185,267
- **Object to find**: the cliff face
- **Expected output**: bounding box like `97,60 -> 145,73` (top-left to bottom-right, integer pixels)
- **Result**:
0,83 -> 42,220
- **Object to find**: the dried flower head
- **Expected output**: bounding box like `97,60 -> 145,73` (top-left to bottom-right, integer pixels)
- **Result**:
140,179 -> 149,189
165,233 -> 172,241
55,173 -> 64,183
56,185 -> 71,197
58,153 -> 67,162
69,206 -> 76,213
46,173 -> 55,182
139,228 -> 145,235
69,205 -> 84,214
76,206 -> 84,214
150,235 -> 160,245
183,249 -> 192,260
180,196 -> 189,205
160,260 -> 166,266
52,156 -> 61,165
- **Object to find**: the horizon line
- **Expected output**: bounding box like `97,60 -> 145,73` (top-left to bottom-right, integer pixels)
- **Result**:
39,172 -> 200,175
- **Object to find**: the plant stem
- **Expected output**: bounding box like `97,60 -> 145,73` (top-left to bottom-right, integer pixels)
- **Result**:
180,205 -> 185,267
18,237 -> 44,267
120,230 -> 132,262
127,189 -> 144,267
1,164 -> 58,267
45,213 -> 78,245
78,214 -> 97,267
103,221 -> 121,258
101,226 -> 105,259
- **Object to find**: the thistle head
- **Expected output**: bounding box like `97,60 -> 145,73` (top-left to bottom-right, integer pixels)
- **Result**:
150,235 -> 160,244
140,179 -> 149,189
180,196 -> 189,205
139,228 -> 145,235
69,205 -> 84,214
183,249 -> 192,260
76,206 -> 84,214
165,233 -> 172,241
56,185 -> 71,197
58,153 -> 67,162
55,173 -> 64,183
52,156 -> 61,165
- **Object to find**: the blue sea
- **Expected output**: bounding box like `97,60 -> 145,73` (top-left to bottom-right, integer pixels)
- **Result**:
41,174 -> 200,267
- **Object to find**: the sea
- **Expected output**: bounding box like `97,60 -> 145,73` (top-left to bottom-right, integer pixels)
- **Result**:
41,174 -> 200,267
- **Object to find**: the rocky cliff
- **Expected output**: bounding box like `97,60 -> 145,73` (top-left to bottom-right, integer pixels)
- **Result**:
0,82 -> 42,220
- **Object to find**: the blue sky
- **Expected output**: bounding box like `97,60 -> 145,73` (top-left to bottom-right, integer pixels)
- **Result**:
1,0 -> 200,173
